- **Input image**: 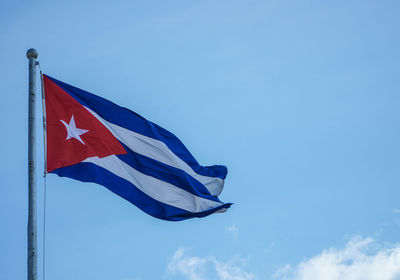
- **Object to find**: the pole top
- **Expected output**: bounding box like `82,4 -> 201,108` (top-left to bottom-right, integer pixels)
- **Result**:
26,48 -> 38,59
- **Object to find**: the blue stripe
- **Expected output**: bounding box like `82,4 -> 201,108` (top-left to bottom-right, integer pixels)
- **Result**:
117,143 -> 221,200
51,162 -> 231,221
45,74 -> 227,180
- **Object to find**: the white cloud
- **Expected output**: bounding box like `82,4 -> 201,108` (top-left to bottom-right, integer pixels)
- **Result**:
166,248 -> 255,280
226,225 -> 239,239
273,264 -> 291,278
214,257 -> 254,280
167,248 -> 208,280
274,236 -> 400,280
393,208 -> 400,214
227,225 -> 239,233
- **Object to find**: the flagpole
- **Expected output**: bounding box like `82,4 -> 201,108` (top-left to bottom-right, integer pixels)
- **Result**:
27,48 -> 38,280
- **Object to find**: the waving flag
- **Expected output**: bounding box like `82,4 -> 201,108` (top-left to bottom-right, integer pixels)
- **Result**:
42,74 -> 231,221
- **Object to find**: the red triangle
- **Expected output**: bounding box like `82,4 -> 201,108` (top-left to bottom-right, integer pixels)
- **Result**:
44,75 -> 126,172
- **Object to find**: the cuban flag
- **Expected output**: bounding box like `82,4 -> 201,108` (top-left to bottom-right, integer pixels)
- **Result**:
42,74 -> 231,221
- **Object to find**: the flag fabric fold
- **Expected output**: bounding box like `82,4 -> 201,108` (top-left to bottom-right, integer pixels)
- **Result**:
42,74 -> 231,221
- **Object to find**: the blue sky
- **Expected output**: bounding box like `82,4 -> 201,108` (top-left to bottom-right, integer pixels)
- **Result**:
1,1 -> 400,279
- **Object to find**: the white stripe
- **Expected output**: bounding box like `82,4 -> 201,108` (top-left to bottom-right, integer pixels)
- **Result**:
84,107 -> 224,196
83,155 -> 223,213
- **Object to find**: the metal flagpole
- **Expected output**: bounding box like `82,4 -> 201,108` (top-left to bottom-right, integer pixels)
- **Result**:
27,48 -> 38,280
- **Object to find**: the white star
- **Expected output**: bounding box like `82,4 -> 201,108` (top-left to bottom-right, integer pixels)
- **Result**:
60,115 -> 89,145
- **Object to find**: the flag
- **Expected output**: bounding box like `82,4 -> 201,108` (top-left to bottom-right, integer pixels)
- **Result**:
42,74 -> 231,221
